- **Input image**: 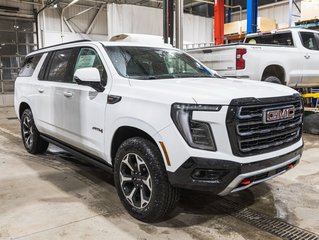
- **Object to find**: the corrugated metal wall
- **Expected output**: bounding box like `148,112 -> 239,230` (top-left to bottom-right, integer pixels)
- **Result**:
232,0 -> 301,28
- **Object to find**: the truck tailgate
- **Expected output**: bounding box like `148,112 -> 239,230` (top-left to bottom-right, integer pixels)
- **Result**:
188,46 -> 237,76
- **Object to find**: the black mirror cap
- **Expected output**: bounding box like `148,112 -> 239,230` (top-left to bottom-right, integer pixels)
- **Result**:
74,76 -> 105,92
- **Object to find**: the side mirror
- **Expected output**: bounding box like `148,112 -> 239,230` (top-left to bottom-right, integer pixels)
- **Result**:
74,67 -> 105,92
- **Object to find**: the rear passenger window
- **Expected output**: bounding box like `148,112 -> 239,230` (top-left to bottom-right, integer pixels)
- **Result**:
246,32 -> 294,46
47,49 -> 78,82
300,32 -> 319,50
19,54 -> 43,77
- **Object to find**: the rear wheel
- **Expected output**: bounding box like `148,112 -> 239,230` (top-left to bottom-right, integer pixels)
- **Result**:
21,109 -> 49,154
114,137 -> 180,222
263,76 -> 282,84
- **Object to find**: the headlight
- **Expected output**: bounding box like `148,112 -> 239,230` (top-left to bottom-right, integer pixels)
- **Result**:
171,103 -> 221,151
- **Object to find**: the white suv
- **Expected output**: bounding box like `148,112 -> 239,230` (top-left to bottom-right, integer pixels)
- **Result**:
14,40 -> 303,222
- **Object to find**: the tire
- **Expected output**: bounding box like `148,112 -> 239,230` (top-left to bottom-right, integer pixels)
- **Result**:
263,76 -> 282,84
303,113 -> 319,135
20,108 -> 49,154
114,137 -> 180,222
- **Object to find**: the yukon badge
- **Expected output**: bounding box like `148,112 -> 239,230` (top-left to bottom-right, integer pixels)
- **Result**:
263,105 -> 295,124
92,127 -> 103,133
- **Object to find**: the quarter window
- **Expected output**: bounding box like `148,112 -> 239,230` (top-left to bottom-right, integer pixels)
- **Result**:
75,48 -> 107,85
18,54 -> 43,77
300,32 -> 319,50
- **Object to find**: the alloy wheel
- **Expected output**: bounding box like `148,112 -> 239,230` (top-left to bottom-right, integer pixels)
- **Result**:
119,153 -> 152,209
22,116 -> 33,149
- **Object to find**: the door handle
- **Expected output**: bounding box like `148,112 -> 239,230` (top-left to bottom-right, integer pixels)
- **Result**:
304,54 -> 310,59
63,91 -> 73,98
38,88 -> 44,93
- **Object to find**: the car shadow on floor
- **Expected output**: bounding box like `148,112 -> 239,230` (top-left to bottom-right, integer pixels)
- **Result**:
21,145 -> 277,227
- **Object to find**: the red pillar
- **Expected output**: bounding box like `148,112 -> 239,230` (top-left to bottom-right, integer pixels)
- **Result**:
214,0 -> 224,45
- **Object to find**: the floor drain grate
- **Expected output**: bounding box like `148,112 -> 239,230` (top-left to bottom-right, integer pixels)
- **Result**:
216,198 -> 319,240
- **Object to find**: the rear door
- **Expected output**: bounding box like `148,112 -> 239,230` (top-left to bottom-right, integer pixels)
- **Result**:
39,48 -> 80,139
299,31 -> 319,87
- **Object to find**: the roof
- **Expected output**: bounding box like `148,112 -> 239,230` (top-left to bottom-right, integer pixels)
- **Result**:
28,40 -> 176,56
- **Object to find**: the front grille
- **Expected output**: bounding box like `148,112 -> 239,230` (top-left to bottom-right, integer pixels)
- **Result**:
226,94 -> 303,156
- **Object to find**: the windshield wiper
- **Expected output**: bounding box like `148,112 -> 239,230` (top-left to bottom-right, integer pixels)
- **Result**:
172,73 -> 214,78
129,74 -> 176,80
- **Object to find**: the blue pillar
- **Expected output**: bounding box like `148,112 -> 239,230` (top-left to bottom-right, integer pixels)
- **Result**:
247,0 -> 258,34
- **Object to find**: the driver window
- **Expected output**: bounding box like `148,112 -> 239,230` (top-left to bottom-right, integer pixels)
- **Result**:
75,48 -> 107,85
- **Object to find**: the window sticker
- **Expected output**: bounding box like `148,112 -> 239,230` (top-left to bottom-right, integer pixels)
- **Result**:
75,54 -> 96,69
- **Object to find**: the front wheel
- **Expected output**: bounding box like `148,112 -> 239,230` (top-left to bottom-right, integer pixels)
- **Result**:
114,137 -> 180,222
20,109 -> 49,154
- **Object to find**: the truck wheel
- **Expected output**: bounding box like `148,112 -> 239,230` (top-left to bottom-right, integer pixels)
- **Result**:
303,113 -> 319,135
21,109 -> 49,154
114,137 -> 180,222
264,76 -> 282,84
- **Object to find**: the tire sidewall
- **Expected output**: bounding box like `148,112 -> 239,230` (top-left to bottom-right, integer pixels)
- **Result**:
114,137 -> 170,222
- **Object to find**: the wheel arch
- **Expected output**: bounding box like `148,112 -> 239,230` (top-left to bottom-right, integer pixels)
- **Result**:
110,126 -> 160,165
261,64 -> 286,84
19,102 -> 31,119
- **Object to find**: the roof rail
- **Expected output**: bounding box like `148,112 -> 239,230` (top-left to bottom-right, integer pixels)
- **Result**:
35,39 -> 92,52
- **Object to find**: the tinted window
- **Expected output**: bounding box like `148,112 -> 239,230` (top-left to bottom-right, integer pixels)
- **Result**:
47,49 -> 77,82
104,46 -> 213,80
300,32 -> 319,50
18,54 -> 43,77
246,32 -> 294,46
75,48 -> 107,86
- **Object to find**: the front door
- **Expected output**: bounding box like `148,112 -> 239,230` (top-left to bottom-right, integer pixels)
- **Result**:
60,46 -> 109,158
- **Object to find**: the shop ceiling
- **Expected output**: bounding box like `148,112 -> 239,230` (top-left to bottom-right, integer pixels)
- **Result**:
1,0 -> 287,17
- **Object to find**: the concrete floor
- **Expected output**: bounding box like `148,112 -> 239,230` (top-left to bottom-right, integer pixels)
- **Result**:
0,106 -> 319,240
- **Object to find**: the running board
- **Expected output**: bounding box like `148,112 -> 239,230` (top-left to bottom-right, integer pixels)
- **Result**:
41,134 -> 113,174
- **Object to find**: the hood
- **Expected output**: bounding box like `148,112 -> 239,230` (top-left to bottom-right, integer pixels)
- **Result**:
129,77 -> 298,105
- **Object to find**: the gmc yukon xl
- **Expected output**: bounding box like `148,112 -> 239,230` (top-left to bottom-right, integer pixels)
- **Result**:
15,40 -> 303,222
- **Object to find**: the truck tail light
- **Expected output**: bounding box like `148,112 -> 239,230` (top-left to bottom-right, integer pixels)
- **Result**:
236,48 -> 247,70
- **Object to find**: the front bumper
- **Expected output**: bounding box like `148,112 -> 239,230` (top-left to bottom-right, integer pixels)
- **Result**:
167,146 -> 303,195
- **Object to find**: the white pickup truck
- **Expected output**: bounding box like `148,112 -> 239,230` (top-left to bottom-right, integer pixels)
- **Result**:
188,28 -> 319,87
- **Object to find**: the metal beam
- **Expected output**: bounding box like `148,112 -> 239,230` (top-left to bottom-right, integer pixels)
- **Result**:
67,7 -> 94,21
0,11 -> 34,18
169,0 -> 174,45
214,0 -> 224,45
64,17 -> 75,33
86,4 -> 105,34
289,0 -> 293,27
61,0 -> 80,42
175,0 -> 184,49
163,0 -> 169,43
247,0 -> 258,34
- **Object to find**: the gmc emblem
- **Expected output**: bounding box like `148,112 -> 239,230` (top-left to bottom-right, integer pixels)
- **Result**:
263,106 -> 295,123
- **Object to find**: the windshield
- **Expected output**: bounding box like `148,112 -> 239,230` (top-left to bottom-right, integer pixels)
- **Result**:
104,46 -> 216,80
